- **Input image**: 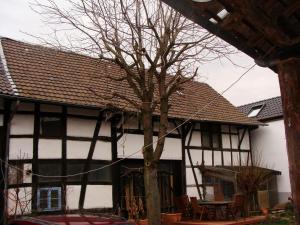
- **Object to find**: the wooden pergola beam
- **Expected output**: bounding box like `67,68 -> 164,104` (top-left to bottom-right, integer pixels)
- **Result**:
278,59 -> 300,222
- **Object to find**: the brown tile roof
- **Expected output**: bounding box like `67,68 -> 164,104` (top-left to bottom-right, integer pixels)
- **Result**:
0,42 -> 14,95
238,96 -> 283,121
0,37 -> 260,126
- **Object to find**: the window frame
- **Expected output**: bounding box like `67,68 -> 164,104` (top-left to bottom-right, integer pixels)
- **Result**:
247,104 -> 264,117
200,123 -> 221,149
37,187 -> 62,212
40,116 -> 63,137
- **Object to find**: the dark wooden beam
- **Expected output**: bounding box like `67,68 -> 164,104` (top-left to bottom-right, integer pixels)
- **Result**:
32,103 -> 40,211
111,118 -> 120,211
162,0 -> 260,60
237,128 -> 247,150
78,111 -> 103,210
180,125 -> 187,195
61,106 -> 67,211
0,100 -> 11,224
277,58 -> 300,223
186,124 -> 202,200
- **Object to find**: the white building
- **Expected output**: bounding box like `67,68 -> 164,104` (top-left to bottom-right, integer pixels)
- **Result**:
239,96 -> 291,204
0,37 -> 275,216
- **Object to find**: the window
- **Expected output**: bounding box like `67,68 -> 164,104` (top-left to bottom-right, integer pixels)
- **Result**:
37,187 -> 61,211
247,105 -> 264,117
40,116 -> 62,137
201,124 -> 221,149
203,175 -> 214,185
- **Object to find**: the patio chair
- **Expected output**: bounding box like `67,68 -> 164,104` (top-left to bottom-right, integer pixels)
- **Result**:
226,193 -> 245,219
213,183 -> 225,201
174,195 -> 191,217
190,197 -> 207,220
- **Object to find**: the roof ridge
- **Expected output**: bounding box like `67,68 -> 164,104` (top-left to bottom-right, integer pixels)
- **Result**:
0,36 -> 103,62
0,37 -> 209,86
238,96 -> 281,108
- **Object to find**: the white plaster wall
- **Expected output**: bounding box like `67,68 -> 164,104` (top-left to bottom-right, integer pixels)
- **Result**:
185,149 -> 202,166
240,152 -> 249,165
67,140 -> 111,160
68,107 -> 99,116
232,152 -> 240,165
40,104 -> 62,113
66,185 -> 81,210
203,150 -> 213,166
189,131 -> 202,147
187,187 -> 200,198
117,134 -> 181,160
67,141 -> 90,159
84,185 -> 113,208
11,115 -> 34,135
9,138 -> 33,159
231,135 -> 239,149
214,151 -> 222,166
99,121 -> 111,137
222,134 -> 231,148
67,118 -> 96,137
94,141 -> 111,160
240,130 -> 250,150
160,138 -> 182,160
7,187 -> 32,215
251,120 -> 291,195
38,139 -> 62,158
186,167 -> 202,185
223,152 -> 232,166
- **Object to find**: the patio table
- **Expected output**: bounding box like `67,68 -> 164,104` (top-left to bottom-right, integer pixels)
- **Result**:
198,200 -> 233,220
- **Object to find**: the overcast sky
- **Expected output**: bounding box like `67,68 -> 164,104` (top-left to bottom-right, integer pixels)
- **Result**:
0,0 -> 281,106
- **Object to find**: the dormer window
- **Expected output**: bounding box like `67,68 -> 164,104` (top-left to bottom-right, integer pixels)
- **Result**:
247,105 -> 264,117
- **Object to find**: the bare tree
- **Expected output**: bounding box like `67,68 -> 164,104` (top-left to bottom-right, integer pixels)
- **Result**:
31,0 -> 233,224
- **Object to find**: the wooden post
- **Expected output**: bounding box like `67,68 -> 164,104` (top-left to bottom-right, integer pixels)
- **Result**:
0,100 -> 11,225
277,58 -> 300,224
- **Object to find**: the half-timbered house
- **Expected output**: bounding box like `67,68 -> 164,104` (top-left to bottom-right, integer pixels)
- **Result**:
0,37 -> 269,216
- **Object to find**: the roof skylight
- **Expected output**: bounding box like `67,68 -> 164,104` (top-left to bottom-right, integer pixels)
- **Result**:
247,105 -> 264,117
217,9 -> 229,20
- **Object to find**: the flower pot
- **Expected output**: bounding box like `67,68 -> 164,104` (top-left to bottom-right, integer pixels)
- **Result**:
138,219 -> 148,225
127,219 -> 137,224
161,213 -> 166,223
163,213 -> 179,225
176,213 -> 182,222
261,208 -> 269,217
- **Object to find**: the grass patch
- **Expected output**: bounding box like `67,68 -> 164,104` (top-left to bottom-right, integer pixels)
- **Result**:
259,210 -> 294,225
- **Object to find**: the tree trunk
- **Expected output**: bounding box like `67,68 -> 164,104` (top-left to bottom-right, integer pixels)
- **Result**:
142,104 -> 161,225
144,163 -> 161,225
278,58 -> 300,225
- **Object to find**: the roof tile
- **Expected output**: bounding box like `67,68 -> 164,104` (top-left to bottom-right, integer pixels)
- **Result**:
238,96 -> 283,121
0,37 -> 260,126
